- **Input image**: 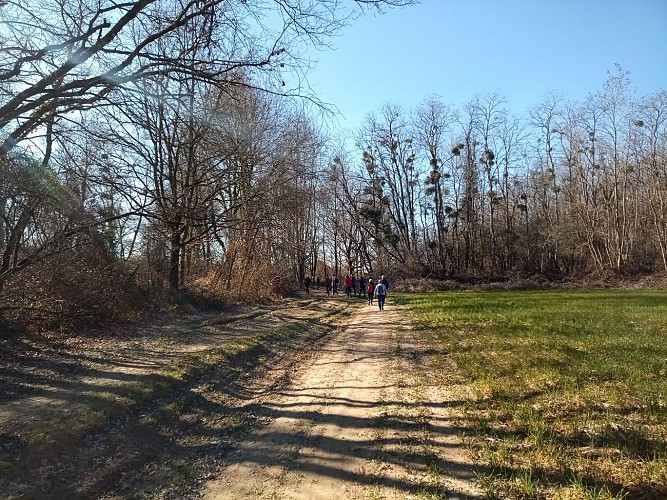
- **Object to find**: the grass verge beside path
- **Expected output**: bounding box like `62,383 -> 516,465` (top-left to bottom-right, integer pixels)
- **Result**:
394,289 -> 667,499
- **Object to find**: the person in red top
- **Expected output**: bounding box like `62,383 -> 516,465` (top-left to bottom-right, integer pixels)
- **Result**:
344,275 -> 353,298
366,279 -> 375,305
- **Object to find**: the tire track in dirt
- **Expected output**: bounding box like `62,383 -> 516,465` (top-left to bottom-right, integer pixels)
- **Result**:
202,301 -> 483,499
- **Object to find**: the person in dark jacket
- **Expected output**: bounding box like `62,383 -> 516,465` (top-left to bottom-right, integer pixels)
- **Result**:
358,276 -> 367,299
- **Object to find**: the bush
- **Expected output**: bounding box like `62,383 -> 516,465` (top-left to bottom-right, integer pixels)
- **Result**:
189,263 -> 298,302
1,249 -> 150,330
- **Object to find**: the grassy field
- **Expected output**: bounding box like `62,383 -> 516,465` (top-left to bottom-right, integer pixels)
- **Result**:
394,289 -> 667,499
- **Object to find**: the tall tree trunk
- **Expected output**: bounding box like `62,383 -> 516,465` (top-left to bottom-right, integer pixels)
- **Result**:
169,230 -> 181,292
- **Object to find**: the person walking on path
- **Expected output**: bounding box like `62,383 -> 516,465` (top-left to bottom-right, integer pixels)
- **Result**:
325,276 -> 332,295
344,275 -> 353,298
380,275 -> 389,291
374,280 -> 387,310
304,276 -> 312,294
332,276 -> 339,295
358,276 -> 367,299
366,279 -> 375,305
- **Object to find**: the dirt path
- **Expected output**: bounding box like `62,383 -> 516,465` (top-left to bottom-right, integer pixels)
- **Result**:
203,301 -> 482,499
0,295 -> 482,499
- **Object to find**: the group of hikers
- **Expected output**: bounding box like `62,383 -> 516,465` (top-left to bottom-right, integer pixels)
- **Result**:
302,274 -> 389,310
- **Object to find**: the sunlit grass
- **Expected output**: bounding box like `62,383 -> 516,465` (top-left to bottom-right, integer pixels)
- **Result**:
395,289 -> 667,498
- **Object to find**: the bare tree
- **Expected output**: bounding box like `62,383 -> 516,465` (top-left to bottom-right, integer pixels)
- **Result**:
635,90 -> 667,271
414,95 -> 457,275
357,104 -> 424,270
0,0 -> 416,296
0,0 -> 416,154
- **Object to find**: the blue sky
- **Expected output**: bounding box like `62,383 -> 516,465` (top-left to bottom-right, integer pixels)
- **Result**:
302,0 -> 667,133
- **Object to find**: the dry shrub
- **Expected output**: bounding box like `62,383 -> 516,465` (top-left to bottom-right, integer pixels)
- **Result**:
400,278 -> 455,293
573,269 -> 667,289
189,262 -> 297,302
399,275 -> 564,293
1,249 -> 150,330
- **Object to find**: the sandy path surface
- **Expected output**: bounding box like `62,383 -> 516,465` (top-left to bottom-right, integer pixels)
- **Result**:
203,302 -> 483,499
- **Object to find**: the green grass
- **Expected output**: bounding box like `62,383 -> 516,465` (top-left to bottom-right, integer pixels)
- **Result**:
394,289 -> 667,499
